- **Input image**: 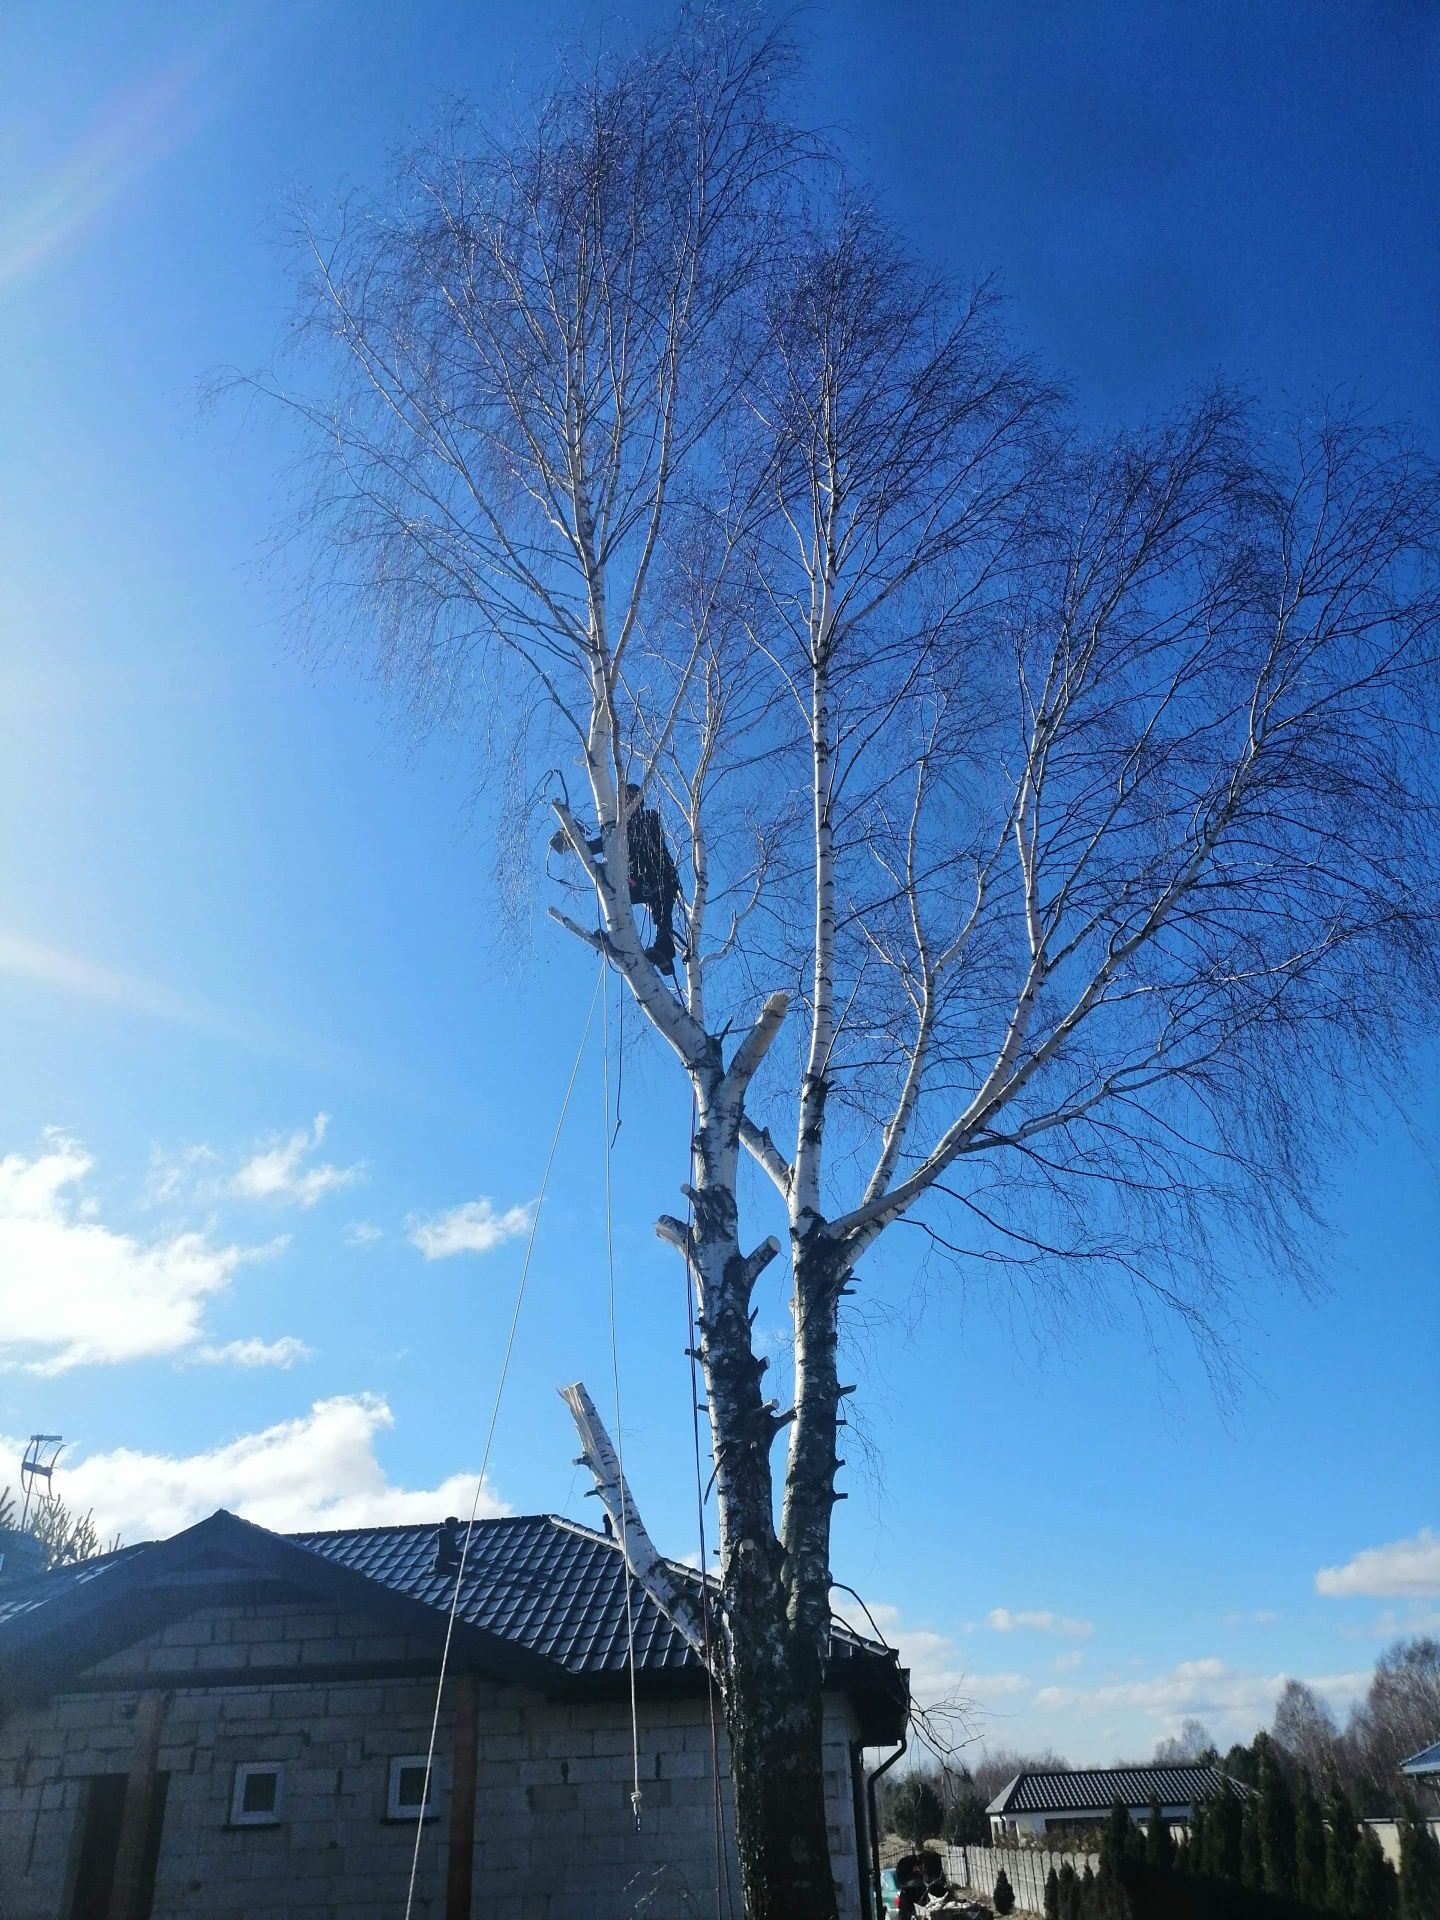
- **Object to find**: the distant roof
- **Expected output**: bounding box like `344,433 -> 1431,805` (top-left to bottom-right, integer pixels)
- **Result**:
988,1765 -> 1247,1817
1401,1741 -> 1440,1776
0,1509 -> 905,1740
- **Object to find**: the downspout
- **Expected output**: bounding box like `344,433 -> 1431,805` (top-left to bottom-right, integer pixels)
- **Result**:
866,1730 -> 908,1916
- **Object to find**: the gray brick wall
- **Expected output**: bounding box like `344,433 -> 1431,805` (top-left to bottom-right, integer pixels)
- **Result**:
0,1597 -> 867,1919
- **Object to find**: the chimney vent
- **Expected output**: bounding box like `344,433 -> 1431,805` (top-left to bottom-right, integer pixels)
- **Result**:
433,1516 -> 462,1576
0,1526 -> 45,1586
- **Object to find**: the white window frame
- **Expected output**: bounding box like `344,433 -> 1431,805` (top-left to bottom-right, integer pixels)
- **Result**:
386,1754 -> 438,1822
230,1760 -> 284,1827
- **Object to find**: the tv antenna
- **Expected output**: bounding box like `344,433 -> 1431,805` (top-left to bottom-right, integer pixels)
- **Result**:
20,1435 -> 64,1530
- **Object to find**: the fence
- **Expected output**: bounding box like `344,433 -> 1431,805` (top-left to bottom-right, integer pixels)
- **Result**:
942,1843 -> 1099,1914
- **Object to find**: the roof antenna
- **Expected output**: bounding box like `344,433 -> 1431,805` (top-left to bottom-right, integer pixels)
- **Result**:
20,1435 -> 63,1531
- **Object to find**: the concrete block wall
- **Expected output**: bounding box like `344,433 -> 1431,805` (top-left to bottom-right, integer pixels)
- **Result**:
0,1595 -> 867,1920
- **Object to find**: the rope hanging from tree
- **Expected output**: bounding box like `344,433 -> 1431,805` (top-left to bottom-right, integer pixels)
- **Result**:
601,975 -> 644,1829
399,952 -> 728,1917
401,966 -> 603,1920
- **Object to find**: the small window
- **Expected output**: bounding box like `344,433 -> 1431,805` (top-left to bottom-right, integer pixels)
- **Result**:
230,1762 -> 284,1827
387,1755 -> 437,1822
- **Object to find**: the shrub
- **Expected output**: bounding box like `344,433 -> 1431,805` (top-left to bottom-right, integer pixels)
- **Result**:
993,1866 -> 1015,1914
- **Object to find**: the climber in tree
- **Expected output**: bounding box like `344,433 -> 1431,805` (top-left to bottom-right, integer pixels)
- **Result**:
550,780 -> 683,974
622,781 -> 682,973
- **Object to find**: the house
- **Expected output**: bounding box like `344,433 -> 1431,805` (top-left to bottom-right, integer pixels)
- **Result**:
1401,1740 -> 1440,1803
986,1763 -> 1247,1840
0,1507 -> 906,1920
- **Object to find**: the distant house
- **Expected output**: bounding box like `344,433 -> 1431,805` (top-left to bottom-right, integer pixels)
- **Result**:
987,1764 -> 1247,1840
1402,1740 -> 1440,1801
0,1507 -> 905,1920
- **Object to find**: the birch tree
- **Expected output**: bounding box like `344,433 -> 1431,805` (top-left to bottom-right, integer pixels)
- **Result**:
260,17 -> 1440,1917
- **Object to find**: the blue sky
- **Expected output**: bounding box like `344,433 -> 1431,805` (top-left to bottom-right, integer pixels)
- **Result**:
1,0 -> 1436,1763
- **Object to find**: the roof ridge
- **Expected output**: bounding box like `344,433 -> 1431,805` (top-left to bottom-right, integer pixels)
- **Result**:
286,1512 -> 548,1542
546,1514 -> 616,1547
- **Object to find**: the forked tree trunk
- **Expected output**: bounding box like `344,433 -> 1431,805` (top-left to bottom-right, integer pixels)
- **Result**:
681,1095 -> 845,1920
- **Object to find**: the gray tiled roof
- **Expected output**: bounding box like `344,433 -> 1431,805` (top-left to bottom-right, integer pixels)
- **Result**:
0,1543 -> 144,1629
1402,1740 -> 1440,1775
292,1515 -> 703,1676
988,1764 -> 1245,1817
0,1513 -> 886,1682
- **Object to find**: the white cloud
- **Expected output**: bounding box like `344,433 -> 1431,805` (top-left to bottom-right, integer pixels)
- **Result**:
1222,1609 -> 1279,1628
142,1142 -> 219,1206
1031,1657 -> 1371,1744
987,1606 -> 1094,1639
192,1336 -> 312,1369
1338,1605 -> 1440,1641
1316,1530 -> 1440,1599
14,1394 -> 510,1540
227,1114 -> 361,1208
345,1221 -> 383,1248
409,1197 -> 532,1260
146,1116 -> 363,1212
1053,1650 -> 1086,1673
832,1595 -> 1030,1725
0,1133 -> 284,1373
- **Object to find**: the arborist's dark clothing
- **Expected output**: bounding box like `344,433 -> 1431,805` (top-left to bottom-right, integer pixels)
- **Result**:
626,802 -> 681,972
548,795 -> 682,974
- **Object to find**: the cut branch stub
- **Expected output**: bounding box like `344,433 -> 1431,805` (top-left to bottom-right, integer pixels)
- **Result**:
656,1213 -> 693,1254
558,1380 -> 709,1663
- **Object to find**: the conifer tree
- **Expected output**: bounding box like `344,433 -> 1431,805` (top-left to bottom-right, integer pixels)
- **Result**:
1294,1774 -> 1328,1909
1102,1800 -> 1137,1872
1098,1799 -> 1137,1918
1188,1803 -> 1207,1878
1059,1861 -> 1080,1920
1044,1865 -> 1061,1920
1398,1800 -> 1440,1920
1078,1863 -> 1099,1920
1241,1798 -> 1265,1890
1256,1733 -> 1298,1898
1145,1795 -> 1174,1872
1171,1825 -> 1190,1878
1209,1777 -> 1244,1885
1353,1824 -> 1399,1920
1326,1778 -> 1361,1912
993,1866 -> 1015,1915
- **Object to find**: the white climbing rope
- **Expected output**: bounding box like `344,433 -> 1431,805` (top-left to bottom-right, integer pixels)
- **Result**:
602,973 -> 644,1829
402,964 -> 604,1920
